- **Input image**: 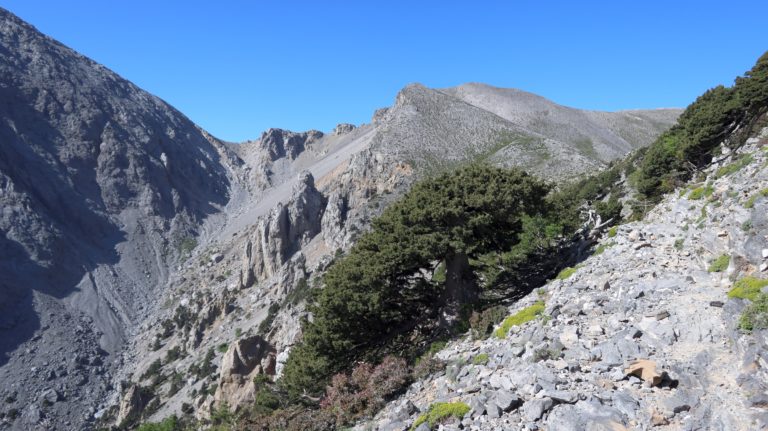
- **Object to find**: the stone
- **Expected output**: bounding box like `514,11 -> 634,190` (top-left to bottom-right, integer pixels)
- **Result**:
709,301 -> 724,308
414,423 -> 430,431
540,389 -> 578,404
210,253 -> 224,263
332,123 -> 356,135
489,374 -> 514,391
494,390 -> 521,412
762,248 -> 768,258
41,388 -> 61,404
522,397 -> 554,421
486,402 -> 502,418
625,359 -> 663,386
559,326 -> 580,348
586,325 -> 605,337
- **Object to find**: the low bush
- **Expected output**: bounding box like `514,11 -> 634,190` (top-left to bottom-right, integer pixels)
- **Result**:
739,293 -> 768,331
320,356 -> 410,425
468,305 -> 507,340
728,277 -> 768,301
708,254 -> 730,272
471,353 -> 489,365
494,301 -> 545,338
411,402 -> 470,430
688,185 -> 714,200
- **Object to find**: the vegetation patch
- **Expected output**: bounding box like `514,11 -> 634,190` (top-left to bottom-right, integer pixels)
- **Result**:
715,154 -> 754,178
745,188 -> 768,208
471,353 -> 489,365
593,242 -> 615,255
728,276 -> 768,301
555,266 -> 579,280
688,185 -> 714,200
410,402 -> 470,430
739,293 -> 768,331
494,301 -> 545,338
469,305 -> 507,340
607,226 -> 618,238
708,254 -> 730,273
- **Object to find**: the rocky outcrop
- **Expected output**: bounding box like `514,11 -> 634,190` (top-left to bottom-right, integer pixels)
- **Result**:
213,335 -> 275,412
260,128 -> 324,161
241,172 -> 326,286
116,385 -> 149,425
332,123 -> 356,135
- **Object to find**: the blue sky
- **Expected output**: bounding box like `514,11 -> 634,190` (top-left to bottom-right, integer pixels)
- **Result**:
3,1 -> 766,142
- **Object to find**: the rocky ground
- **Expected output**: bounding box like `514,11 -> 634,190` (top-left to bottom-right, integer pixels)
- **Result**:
356,131 -> 768,430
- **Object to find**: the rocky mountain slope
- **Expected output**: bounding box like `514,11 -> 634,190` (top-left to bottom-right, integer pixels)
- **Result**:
0,8 -> 679,430
354,129 -> 768,430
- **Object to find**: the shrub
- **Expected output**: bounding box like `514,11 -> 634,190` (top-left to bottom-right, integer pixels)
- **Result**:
411,402 -> 470,430
217,343 -> 228,353
607,226 -> 618,238
494,301 -> 545,338
728,277 -> 768,301
674,238 -> 684,250
141,359 -> 162,380
739,293 -> 768,331
320,356 -> 410,425
471,353 -> 489,365
468,305 -> 507,340
708,254 -> 730,272
593,242 -> 614,255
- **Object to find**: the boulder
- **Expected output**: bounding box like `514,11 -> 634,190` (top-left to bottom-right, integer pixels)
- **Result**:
624,359 -> 663,386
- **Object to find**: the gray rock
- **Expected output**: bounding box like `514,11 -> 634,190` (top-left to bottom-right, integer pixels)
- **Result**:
522,397 -> 554,421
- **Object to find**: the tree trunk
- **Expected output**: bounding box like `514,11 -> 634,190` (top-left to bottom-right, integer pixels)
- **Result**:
439,251 -> 478,327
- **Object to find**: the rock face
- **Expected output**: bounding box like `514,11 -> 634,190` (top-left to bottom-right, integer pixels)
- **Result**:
213,335 -> 275,412
241,171 -> 326,286
260,128 -> 323,161
354,130 -> 768,431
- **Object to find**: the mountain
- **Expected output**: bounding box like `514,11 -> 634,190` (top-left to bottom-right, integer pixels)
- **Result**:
0,8 -> 679,430
0,8 -> 235,429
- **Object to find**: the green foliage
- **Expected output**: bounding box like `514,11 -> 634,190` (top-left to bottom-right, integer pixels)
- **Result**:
217,343 -> 228,353
728,277 -> 768,301
281,165 -> 550,398
177,237 -> 198,257
235,328 -> 242,338
141,359 -> 162,380
411,402 -> 470,430
284,278 -> 311,306
468,305 -> 507,340
593,242 -> 615,256
136,416 -> 180,431
608,226 -> 618,238
739,293 -> 768,331
633,52 -> 768,201
688,185 -> 714,200
494,301 -> 545,338
210,402 -> 235,427
555,266 -> 578,280
258,303 -> 280,335
715,154 -> 754,178
471,353 -> 489,365
745,188 -> 768,208
674,238 -> 685,250
708,254 -> 730,273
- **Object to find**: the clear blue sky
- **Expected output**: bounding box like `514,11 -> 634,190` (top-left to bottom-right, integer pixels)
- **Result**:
3,1 -> 766,142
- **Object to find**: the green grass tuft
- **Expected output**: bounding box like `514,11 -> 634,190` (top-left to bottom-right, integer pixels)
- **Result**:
555,266 -> 579,280
728,277 -> 768,301
688,185 -> 714,200
745,188 -> 768,208
471,353 -> 489,365
715,154 -> 754,178
411,402 -> 470,430
708,254 -> 730,273
494,301 -> 545,338
607,226 -> 618,238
